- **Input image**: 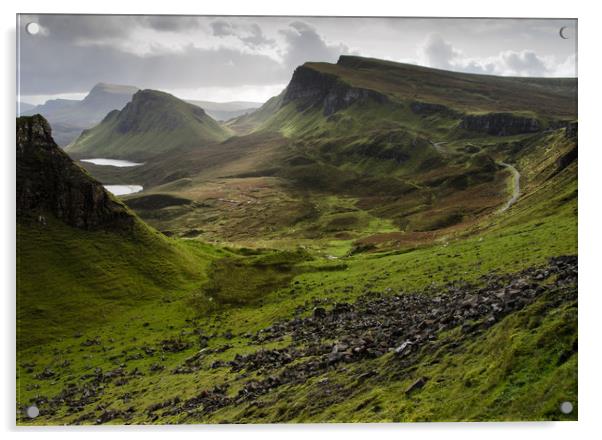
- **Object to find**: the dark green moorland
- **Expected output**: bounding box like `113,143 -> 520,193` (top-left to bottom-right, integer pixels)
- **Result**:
17,57 -> 577,424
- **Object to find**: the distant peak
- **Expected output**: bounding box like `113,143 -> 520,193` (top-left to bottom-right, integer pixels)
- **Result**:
88,82 -> 139,95
130,89 -> 184,105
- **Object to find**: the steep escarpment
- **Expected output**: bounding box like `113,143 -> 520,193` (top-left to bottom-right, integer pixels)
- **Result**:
282,65 -> 388,116
460,113 -> 541,136
229,56 -> 575,139
17,115 -> 134,230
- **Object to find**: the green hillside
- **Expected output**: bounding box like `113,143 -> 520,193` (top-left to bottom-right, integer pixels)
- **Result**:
16,115 -> 221,350
97,58 -> 575,245
66,89 -> 232,160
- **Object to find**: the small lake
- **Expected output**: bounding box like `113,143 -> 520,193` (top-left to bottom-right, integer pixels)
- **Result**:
81,158 -> 144,167
104,185 -> 143,196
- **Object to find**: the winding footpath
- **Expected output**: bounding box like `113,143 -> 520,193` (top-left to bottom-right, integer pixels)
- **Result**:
498,161 -> 521,212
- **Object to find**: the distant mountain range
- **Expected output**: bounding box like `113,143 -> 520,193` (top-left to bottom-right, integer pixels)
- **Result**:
21,83 -> 139,146
17,102 -> 36,114
21,83 -> 262,146
185,100 -> 262,121
66,89 -> 232,160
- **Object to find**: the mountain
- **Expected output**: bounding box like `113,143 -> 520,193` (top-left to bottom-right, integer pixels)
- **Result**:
186,100 -> 262,121
16,115 -> 212,348
229,55 -> 576,136
66,89 -> 232,160
17,101 -> 36,114
22,83 -> 139,145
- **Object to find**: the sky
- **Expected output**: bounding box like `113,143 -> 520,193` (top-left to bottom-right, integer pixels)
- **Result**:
17,15 -> 577,105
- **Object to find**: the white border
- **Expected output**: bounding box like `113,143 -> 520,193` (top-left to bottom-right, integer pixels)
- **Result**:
2,1 -> 600,439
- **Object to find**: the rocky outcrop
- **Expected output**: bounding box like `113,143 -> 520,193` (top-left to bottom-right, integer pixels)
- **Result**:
282,65 -> 388,116
17,115 -> 134,230
565,121 -> 578,139
460,112 -> 541,136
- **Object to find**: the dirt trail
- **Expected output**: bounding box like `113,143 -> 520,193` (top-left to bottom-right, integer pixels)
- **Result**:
498,161 -> 521,212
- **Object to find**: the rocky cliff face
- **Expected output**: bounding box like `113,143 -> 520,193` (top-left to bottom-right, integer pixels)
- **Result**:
282,65 -> 388,116
17,115 -> 134,230
460,113 -> 541,136
565,121 -> 578,139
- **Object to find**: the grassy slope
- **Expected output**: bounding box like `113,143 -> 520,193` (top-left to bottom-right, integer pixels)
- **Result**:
17,147 -> 577,424
16,215 -> 223,349
66,90 -> 232,160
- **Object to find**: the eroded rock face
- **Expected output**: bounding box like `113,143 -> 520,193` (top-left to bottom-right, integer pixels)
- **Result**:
17,115 -> 134,230
565,121 -> 578,139
460,112 -> 541,136
282,65 -> 388,116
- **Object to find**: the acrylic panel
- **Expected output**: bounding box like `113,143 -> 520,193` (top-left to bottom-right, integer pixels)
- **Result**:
16,14 -> 578,425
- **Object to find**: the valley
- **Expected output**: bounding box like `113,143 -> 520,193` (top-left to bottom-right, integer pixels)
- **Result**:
16,56 -> 577,424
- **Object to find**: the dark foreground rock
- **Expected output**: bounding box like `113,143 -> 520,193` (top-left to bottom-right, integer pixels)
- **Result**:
16,115 -> 134,230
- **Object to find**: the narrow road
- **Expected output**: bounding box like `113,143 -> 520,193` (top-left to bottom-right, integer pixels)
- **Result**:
498,161 -> 521,212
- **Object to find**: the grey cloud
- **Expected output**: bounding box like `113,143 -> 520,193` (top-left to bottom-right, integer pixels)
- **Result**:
18,32 -> 285,95
240,24 -> 275,48
210,20 -> 235,37
142,16 -> 203,32
422,34 -> 460,70
280,21 -> 349,71
210,21 -> 274,48
500,50 -> 548,76
18,16 -> 574,98
421,33 -> 552,77
33,15 -> 136,41
19,17 -> 353,97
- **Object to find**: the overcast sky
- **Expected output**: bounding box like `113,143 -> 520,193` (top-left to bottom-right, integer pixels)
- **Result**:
17,15 -> 577,105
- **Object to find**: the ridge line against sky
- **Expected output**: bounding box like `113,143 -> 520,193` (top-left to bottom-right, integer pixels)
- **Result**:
17,15 -> 577,104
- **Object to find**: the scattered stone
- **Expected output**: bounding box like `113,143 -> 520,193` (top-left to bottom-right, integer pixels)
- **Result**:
313,307 -> 327,318
405,377 -> 428,395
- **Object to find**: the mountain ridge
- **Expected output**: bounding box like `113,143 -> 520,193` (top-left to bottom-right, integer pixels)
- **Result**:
228,56 -> 576,137
67,89 -> 232,160
22,83 -> 139,145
